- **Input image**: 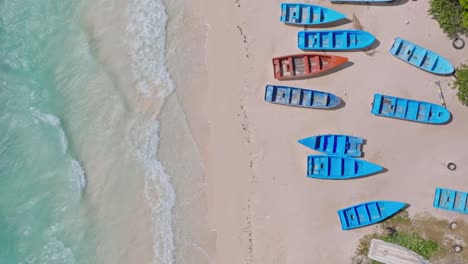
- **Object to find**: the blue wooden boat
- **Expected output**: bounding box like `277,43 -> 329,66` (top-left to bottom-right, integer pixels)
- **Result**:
390,37 -> 454,75
298,134 -> 364,157
371,94 -> 451,124
280,3 -> 346,26
298,30 -> 376,51
264,85 -> 341,109
433,188 -> 468,214
307,155 -> 383,179
338,201 -> 406,230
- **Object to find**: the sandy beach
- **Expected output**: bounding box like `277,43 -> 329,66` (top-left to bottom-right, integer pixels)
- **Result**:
174,0 -> 468,263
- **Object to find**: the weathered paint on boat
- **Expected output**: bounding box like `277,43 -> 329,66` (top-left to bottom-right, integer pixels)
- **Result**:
298,30 -> 376,50
307,155 -> 383,179
368,239 -> 431,264
280,3 -> 346,25
298,134 -> 363,157
371,93 -> 451,124
272,53 -> 348,80
338,201 -> 406,230
389,37 -> 454,75
433,187 -> 468,214
264,85 -> 340,109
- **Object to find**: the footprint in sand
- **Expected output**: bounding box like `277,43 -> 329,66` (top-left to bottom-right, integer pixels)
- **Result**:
241,199 -> 254,264
239,104 -> 251,143
237,25 -> 250,58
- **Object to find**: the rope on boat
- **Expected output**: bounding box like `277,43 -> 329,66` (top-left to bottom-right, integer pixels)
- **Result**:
435,81 -> 446,108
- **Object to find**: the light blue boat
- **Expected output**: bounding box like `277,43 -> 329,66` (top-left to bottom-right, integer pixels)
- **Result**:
338,201 -> 406,230
264,85 -> 341,109
390,37 -> 455,75
371,94 -> 451,124
307,155 -> 383,179
433,188 -> 468,214
280,3 -> 346,26
298,30 -> 376,51
298,134 -> 364,157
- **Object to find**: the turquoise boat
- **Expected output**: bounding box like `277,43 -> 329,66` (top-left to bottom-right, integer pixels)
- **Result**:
280,3 -> 346,26
390,37 -> 455,75
371,94 -> 451,124
338,201 -> 406,230
307,155 -> 383,179
264,85 -> 341,109
298,30 -> 376,51
298,134 -> 364,157
433,188 -> 468,214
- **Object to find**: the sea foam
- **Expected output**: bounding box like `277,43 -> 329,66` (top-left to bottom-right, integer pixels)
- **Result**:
136,120 -> 176,264
126,0 -> 177,263
31,108 -> 87,193
126,0 -> 174,98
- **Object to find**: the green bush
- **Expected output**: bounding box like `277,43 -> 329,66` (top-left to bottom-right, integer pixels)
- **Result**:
461,0 -> 468,28
382,232 -> 439,260
429,0 -> 468,39
454,64 -> 468,105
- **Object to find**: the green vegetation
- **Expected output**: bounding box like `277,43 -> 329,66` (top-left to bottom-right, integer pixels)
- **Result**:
353,212 -> 468,264
382,232 -> 439,260
461,0 -> 468,28
454,64 -> 468,105
429,0 -> 468,39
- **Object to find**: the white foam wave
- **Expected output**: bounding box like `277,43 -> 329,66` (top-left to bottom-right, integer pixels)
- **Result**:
126,0 -> 174,98
135,120 -> 176,264
32,109 -> 68,153
19,237 -> 77,264
126,1 -> 177,262
31,108 -> 87,193
71,159 -> 87,192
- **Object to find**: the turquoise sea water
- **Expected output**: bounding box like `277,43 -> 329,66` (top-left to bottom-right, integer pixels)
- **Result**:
0,0 -> 185,263
0,1 -> 95,263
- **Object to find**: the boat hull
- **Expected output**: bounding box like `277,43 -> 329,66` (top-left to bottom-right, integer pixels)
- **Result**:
264,85 -> 341,109
307,155 -> 383,179
338,201 -> 406,230
298,30 -> 376,50
272,53 -> 348,80
371,93 -> 451,124
280,3 -> 346,25
389,37 -> 454,75
433,188 -> 468,214
368,239 -> 431,264
298,134 -> 364,157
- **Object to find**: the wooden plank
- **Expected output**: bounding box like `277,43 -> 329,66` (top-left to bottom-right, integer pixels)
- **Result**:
368,239 -> 431,264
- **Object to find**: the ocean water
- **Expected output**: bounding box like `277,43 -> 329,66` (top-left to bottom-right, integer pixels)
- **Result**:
0,0 -> 206,263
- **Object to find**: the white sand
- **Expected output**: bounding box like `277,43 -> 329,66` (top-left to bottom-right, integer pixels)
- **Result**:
181,0 -> 468,263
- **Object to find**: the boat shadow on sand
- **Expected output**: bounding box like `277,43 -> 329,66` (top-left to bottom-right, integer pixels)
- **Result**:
364,39 -> 381,55
283,18 -> 352,29
373,115 -> 454,125
330,0 -> 409,7
445,113 -> 454,124
328,98 -> 346,110
358,167 -> 388,179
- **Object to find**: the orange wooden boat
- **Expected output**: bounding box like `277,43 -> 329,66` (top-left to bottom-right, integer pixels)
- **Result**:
272,53 -> 348,80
